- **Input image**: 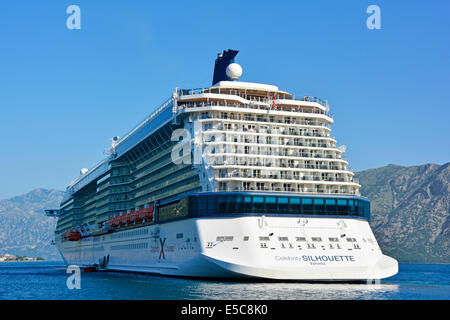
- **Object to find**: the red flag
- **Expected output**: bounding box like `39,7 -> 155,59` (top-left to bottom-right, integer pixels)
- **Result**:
273,93 -> 278,110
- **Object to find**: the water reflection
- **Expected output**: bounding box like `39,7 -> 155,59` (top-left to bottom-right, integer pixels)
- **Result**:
184,281 -> 400,300
1,262 -> 448,300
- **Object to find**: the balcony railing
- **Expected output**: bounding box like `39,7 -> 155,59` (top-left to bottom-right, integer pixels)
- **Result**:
217,186 -> 359,196
213,162 -> 349,171
215,172 -> 357,184
179,101 -> 333,119
206,121 -> 335,134
177,87 -> 329,109
206,149 -> 343,160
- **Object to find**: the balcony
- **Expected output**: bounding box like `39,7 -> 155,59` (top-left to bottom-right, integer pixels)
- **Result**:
178,101 -> 333,119
217,185 -> 359,196
214,171 -> 357,184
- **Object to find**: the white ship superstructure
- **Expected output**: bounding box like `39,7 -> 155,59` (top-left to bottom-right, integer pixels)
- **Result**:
47,50 -> 398,281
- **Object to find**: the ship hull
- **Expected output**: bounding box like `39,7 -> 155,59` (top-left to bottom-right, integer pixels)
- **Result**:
56,216 -> 398,281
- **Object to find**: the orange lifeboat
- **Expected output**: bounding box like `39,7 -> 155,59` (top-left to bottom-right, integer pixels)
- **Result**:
63,229 -> 81,241
83,265 -> 98,272
112,215 -> 121,227
129,210 -> 138,224
106,217 -> 114,228
142,206 -> 154,222
104,204 -> 155,231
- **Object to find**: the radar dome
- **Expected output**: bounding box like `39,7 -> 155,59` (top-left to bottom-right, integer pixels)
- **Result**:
80,168 -> 89,175
226,63 -> 242,81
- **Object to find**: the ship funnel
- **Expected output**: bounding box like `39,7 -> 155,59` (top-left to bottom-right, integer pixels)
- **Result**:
212,49 -> 239,85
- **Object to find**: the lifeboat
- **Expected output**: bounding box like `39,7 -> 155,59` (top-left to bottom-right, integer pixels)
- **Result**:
63,229 -> 81,241
112,215 -> 121,227
120,213 -> 128,226
129,210 -> 139,224
142,206 -> 154,222
125,210 -> 134,224
82,265 -> 98,272
104,204 -> 154,231
106,217 -> 114,228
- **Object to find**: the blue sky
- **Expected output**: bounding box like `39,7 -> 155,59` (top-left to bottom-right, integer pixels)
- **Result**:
0,0 -> 449,199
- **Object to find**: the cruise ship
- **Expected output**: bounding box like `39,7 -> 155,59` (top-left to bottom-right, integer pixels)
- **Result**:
46,49 -> 398,281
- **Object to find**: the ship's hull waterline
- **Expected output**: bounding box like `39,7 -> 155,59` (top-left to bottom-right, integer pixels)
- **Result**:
57,216 -> 398,281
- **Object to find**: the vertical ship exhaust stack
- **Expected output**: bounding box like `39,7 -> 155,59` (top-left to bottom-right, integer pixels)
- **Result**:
212,49 -> 239,85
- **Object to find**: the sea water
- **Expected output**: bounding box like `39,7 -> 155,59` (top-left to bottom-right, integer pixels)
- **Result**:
0,261 -> 448,300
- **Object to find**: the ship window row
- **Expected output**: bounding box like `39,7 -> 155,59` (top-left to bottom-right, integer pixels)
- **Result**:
215,169 -> 352,182
111,228 -> 148,239
217,181 -> 357,195
111,242 -> 148,251
106,173 -> 199,212
190,194 -> 369,219
206,146 -> 343,160
205,135 -> 335,148
181,102 -> 331,120
206,144 -> 342,158
155,194 -> 367,222
183,194 -> 369,219
204,123 -> 331,138
213,157 -> 347,170
199,113 -> 330,128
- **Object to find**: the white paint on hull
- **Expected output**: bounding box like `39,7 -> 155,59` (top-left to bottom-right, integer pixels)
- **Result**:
56,216 -> 398,280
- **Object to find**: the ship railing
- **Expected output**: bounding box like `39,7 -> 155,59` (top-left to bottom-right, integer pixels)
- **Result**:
207,118 -> 331,128
213,162 -> 349,171
292,96 -> 329,109
205,126 -> 333,137
179,101 -> 332,118
214,173 -> 356,183
178,87 -> 329,108
214,139 -> 336,149
206,150 -> 342,159
217,187 -> 359,195
179,88 -> 270,100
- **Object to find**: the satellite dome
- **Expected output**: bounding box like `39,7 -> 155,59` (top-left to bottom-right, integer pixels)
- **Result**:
80,168 -> 89,175
226,63 -> 243,81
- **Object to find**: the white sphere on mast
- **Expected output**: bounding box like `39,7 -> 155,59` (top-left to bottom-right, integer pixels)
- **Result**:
226,63 -> 243,81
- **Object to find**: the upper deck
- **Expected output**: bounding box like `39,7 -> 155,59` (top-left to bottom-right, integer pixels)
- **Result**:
65,80 -> 333,197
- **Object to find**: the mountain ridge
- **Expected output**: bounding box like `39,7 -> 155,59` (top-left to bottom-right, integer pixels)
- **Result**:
0,188 -> 63,260
355,162 -> 449,263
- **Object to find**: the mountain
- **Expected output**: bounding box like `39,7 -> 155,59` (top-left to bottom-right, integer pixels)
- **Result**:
356,163 -> 450,263
0,188 -> 64,260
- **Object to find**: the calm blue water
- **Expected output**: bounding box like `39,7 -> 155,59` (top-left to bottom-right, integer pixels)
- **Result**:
0,262 -> 448,300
